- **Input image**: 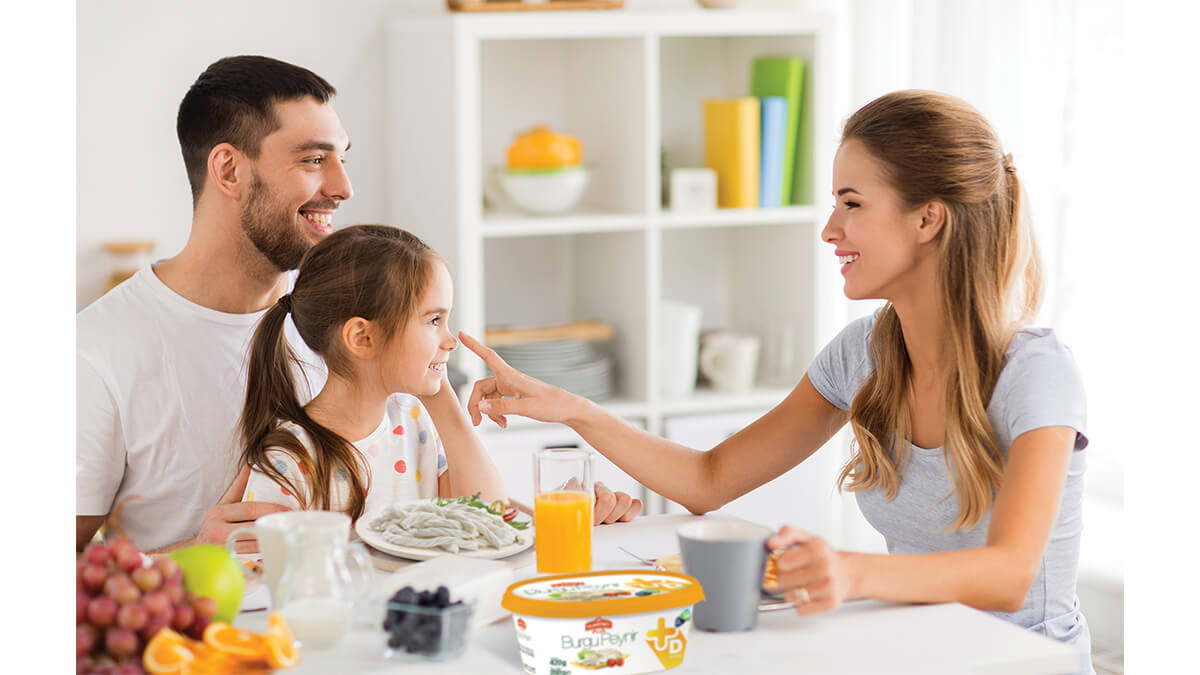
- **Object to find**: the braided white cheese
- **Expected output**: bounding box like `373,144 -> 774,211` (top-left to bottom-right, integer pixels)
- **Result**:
368,500 -> 521,552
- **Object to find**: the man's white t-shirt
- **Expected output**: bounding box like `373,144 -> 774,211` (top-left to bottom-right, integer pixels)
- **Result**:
76,264 -> 326,551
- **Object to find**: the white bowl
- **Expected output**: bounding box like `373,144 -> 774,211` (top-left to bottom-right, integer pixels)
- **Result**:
494,167 -> 589,215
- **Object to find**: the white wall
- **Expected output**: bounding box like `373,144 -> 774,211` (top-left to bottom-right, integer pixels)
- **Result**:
76,1 -> 826,310
76,0 -> 409,309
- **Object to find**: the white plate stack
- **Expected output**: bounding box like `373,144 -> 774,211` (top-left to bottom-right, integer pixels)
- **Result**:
493,339 -> 613,401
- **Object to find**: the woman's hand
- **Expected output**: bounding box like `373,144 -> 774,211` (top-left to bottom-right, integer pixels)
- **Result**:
459,331 -> 589,428
767,526 -> 855,615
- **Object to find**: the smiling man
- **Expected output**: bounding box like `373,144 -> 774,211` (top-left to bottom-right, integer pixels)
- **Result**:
76,56 -> 350,552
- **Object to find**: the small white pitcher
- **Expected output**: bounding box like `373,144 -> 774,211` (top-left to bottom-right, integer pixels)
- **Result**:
227,511 -> 373,648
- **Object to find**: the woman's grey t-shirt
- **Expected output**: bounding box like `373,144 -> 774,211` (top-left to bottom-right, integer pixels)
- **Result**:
808,314 -> 1093,671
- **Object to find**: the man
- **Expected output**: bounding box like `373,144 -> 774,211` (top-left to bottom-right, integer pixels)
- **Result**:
77,56 -> 347,552
77,55 -> 639,553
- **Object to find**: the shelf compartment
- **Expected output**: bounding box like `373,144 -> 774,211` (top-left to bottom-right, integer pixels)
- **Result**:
661,223 -> 817,390
479,37 -> 647,217
483,230 -> 648,402
659,33 -> 819,208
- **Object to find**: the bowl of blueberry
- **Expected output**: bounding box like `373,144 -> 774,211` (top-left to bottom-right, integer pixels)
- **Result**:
382,585 -> 474,661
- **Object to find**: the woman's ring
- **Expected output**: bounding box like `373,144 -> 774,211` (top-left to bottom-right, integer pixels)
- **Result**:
796,587 -> 811,604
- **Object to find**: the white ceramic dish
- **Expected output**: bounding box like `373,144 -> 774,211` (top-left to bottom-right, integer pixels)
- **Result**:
355,509 -> 533,562
493,166 -> 590,214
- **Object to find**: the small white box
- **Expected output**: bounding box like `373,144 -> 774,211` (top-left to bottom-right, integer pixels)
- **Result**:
669,168 -> 718,212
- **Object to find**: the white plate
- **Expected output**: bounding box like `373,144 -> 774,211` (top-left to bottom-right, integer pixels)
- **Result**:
355,507 -> 534,562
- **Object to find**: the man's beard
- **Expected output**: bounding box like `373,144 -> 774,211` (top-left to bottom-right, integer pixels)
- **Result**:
241,172 -> 311,272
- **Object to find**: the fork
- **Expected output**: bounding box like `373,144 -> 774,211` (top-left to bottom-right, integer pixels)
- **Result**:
617,546 -> 657,566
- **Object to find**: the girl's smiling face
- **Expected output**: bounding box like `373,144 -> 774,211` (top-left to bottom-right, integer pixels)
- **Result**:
378,260 -> 457,396
820,139 -> 935,302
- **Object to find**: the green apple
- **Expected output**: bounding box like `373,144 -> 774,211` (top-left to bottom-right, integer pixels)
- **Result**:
170,545 -> 244,623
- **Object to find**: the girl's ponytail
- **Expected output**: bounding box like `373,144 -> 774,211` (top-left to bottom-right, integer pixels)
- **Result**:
238,297 -> 318,509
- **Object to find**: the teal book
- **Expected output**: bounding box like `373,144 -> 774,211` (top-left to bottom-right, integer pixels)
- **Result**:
759,97 -> 787,207
750,57 -> 807,205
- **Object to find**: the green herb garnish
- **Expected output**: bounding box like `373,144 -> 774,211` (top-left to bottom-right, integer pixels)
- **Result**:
435,492 -> 530,530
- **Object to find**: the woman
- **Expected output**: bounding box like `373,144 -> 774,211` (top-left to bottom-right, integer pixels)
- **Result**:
460,90 -> 1091,673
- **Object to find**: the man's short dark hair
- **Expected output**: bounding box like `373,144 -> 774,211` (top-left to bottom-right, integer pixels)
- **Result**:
176,55 -> 336,204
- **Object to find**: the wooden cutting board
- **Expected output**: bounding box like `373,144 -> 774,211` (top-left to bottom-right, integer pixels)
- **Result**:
485,319 -> 614,346
448,0 -> 624,12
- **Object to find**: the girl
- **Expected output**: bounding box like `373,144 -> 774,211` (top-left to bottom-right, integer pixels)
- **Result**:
238,224 -> 506,519
460,90 -> 1093,673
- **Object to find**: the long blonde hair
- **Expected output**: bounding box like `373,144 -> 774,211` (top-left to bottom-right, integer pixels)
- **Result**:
836,90 -> 1042,530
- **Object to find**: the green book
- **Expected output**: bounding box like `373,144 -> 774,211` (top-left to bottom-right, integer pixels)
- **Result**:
750,57 -> 808,205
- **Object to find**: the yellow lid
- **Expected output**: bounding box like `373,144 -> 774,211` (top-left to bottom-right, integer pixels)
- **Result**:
501,569 -> 704,619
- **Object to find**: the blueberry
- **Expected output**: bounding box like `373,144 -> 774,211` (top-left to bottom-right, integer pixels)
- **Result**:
435,586 -> 451,608
396,587 -> 417,606
418,591 -> 435,607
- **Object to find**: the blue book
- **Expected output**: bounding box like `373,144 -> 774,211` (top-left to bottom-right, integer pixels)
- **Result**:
758,96 -> 787,208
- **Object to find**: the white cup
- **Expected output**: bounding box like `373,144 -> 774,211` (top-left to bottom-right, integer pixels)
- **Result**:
660,300 -> 703,398
699,333 -> 760,393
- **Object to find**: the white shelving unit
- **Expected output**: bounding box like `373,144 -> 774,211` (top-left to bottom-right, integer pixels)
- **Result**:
385,9 -> 848,523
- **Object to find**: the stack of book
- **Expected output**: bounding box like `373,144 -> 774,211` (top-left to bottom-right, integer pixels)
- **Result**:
703,57 -> 807,209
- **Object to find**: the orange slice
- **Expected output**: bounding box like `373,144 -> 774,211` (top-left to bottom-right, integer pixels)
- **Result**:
178,644 -> 240,675
143,628 -> 196,675
202,621 -> 267,659
264,611 -> 301,668
763,552 -> 780,593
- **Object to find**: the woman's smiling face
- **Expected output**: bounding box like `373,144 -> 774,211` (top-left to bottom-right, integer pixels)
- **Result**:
820,139 -> 931,302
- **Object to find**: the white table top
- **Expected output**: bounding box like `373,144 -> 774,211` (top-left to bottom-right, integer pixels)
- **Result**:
237,514 -> 1079,674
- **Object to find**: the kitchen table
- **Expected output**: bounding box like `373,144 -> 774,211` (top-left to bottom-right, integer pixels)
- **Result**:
236,514 -> 1080,674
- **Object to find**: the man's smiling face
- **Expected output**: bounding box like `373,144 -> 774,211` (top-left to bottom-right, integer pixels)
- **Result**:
241,97 -> 353,272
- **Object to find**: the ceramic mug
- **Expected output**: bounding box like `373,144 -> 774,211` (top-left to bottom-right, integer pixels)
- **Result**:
678,519 -> 772,631
699,333 -> 760,393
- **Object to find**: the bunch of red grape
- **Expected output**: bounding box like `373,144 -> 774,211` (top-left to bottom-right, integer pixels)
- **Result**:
76,538 -> 217,675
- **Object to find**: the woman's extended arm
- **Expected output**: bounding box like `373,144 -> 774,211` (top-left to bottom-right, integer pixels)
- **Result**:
459,331 -> 847,514
424,377 -> 508,504
770,425 -> 1077,614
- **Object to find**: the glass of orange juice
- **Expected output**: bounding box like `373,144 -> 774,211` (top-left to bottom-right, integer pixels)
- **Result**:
533,448 -> 593,574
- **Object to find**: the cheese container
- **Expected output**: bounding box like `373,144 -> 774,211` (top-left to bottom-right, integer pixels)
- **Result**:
501,570 -> 704,674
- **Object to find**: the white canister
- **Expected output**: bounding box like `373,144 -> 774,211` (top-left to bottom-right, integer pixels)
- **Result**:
659,300 -> 702,398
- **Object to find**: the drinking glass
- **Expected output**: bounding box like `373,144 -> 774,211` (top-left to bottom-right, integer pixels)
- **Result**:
533,448 -> 593,573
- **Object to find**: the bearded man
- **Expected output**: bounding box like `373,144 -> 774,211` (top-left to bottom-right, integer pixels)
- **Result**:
76,56 -> 351,552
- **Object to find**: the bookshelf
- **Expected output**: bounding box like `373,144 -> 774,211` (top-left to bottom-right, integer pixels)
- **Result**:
386,9 -> 848,522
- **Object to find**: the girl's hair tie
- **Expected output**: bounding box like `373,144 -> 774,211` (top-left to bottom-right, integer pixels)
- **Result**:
278,293 -> 293,313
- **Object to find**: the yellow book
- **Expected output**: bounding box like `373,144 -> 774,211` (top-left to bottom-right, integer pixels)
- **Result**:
703,98 -> 760,208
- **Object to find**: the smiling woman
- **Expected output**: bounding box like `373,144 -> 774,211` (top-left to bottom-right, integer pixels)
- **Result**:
457,89 -> 1096,674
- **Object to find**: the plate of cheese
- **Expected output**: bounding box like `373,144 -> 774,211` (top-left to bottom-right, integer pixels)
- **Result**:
356,494 -> 534,561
